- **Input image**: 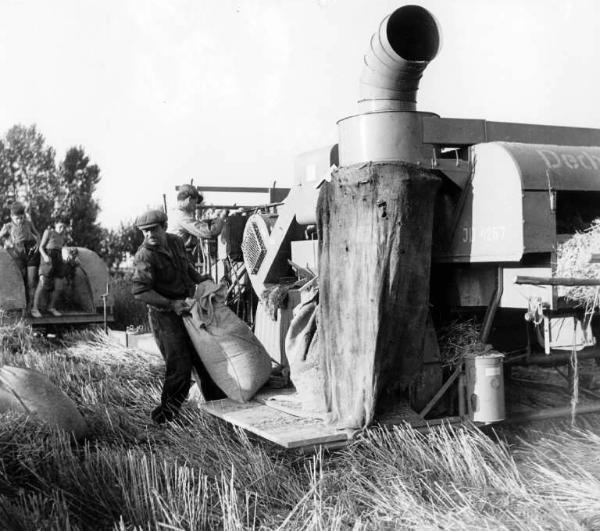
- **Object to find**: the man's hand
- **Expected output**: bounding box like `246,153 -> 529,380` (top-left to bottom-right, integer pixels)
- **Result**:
171,299 -> 193,315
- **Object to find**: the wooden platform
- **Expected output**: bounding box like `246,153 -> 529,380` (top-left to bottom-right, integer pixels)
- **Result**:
199,387 -> 437,450
24,311 -> 112,326
201,396 -> 349,450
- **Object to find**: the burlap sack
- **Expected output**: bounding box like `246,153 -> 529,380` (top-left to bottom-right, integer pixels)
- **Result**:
284,287 -> 327,414
183,280 -> 272,403
0,365 -> 88,440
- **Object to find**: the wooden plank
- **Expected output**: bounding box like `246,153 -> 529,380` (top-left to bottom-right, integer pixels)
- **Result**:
514,275 -> 600,286
26,312 -> 113,326
177,185 -> 290,195
254,387 -> 327,421
201,398 -> 348,449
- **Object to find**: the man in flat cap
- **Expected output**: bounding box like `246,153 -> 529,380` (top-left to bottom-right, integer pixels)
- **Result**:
131,209 -> 224,424
167,184 -> 227,270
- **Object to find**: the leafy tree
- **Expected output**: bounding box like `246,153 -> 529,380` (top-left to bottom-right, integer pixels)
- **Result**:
100,221 -> 143,271
0,125 -> 57,229
55,147 -> 103,252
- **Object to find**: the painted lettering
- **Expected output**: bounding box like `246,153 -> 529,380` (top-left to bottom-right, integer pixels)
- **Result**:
562,153 -> 579,169
537,148 -> 600,171
579,152 -> 598,170
461,225 -> 506,244
537,149 -> 561,168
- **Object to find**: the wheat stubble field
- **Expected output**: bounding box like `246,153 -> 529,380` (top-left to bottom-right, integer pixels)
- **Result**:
1,324 -> 600,531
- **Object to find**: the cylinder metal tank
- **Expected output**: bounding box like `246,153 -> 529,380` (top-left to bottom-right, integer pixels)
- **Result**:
464,352 -> 505,423
338,110 -> 439,166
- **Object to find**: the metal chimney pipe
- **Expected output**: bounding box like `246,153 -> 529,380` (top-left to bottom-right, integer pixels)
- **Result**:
359,5 -> 441,112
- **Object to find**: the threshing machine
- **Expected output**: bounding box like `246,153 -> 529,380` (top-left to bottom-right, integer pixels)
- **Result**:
198,5 -> 600,448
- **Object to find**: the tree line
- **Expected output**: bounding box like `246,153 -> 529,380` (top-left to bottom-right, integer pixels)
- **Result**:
0,124 -> 142,270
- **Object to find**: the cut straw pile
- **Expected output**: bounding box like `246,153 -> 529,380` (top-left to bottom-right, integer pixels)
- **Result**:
556,219 -> 600,307
437,318 -> 487,367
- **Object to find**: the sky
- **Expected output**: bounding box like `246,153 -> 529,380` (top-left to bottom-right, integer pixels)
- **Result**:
0,0 -> 599,228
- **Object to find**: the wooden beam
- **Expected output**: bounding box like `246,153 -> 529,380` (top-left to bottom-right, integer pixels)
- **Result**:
418,366 -> 462,418
176,185 -> 290,194
27,312 -> 114,326
514,275 -> 600,286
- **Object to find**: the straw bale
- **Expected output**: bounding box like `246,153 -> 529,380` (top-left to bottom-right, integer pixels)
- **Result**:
555,220 -> 600,307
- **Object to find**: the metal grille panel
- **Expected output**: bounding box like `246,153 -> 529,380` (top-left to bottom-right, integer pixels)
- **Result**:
242,221 -> 267,274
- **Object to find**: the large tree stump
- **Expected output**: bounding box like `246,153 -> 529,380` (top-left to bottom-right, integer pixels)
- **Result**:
317,162 -> 440,428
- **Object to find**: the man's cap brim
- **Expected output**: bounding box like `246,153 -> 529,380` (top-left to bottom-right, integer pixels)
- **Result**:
137,222 -> 161,230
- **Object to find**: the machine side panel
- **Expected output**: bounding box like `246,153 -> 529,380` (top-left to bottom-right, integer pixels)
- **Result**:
291,240 -> 319,273
0,249 -> 26,310
500,267 -> 553,309
500,143 -> 600,191
522,192 -> 555,253
434,143 -> 524,262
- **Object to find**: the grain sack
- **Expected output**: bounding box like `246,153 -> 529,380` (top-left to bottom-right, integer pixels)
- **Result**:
284,286 -> 327,414
317,162 -> 440,429
183,280 -> 272,402
0,365 -> 88,440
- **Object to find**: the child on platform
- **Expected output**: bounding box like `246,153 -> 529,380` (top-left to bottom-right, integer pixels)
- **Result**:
0,202 -> 41,311
31,218 -> 68,318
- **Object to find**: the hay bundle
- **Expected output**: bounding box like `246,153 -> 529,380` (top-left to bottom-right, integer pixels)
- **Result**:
555,220 -> 600,307
0,317 -> 33,356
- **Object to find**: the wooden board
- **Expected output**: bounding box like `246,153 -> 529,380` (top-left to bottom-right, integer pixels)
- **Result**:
24,311 -> 113,326
254,387 -> 327,421
201,398 -> 349,449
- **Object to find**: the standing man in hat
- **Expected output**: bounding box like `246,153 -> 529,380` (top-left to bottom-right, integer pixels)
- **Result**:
131,209 -> 224,424
168,184 -> 227,269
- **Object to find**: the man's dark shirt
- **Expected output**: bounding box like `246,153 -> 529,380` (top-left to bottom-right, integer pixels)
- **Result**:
132,233 -> 203,299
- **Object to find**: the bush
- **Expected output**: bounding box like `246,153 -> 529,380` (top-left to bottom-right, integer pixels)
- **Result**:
109,274 -> 148,331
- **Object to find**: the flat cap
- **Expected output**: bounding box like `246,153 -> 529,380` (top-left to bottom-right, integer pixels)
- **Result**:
135,209 -> 167,229
177,184 -> 201,200
10,202 -> 25,215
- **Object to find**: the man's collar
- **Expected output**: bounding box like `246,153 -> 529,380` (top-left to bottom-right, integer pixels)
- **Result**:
142,237 -> 173,256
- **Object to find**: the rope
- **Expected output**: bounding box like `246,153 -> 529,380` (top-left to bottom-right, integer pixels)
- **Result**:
570,319 -> 579,426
